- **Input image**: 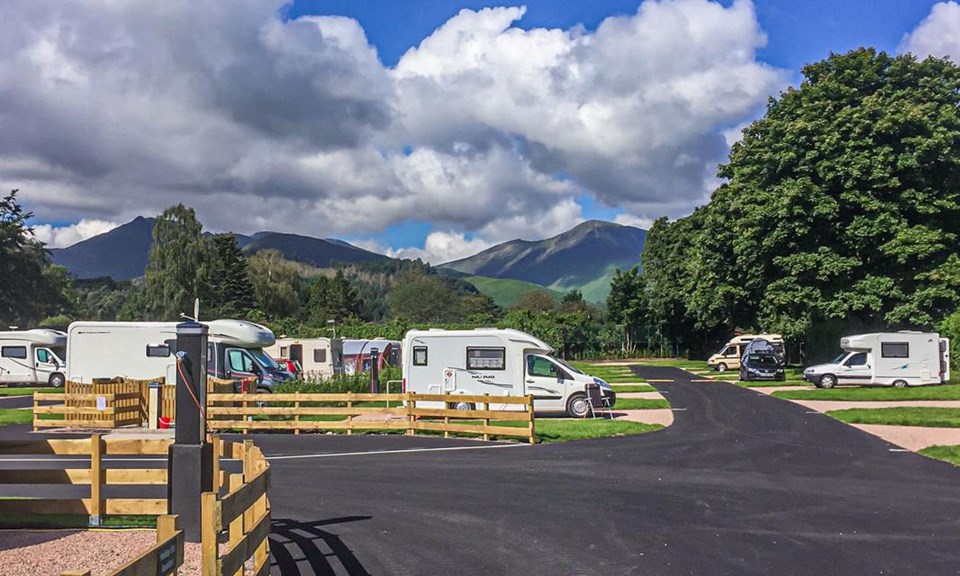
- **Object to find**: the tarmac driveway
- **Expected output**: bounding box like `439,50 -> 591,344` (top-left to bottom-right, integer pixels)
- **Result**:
259,365 -> 960,575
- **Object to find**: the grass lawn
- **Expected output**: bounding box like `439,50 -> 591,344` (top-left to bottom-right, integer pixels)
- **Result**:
919,445 -> 960,466
571,363 -> 644,383
614,398 -> 670,410
0,408 -> 32,426
482,418 -> 662,442
0,387 -> 63,396
828,407 -> 960,428
774,384 -> 960,401
611,384 -> 656,392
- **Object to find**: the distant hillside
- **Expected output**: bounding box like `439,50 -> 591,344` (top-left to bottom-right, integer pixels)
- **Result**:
242,233 -> 388,268
49,217 -> 385,280
440,220 -> 646,303
49,216 -> 156,280
461,276 -> 563,308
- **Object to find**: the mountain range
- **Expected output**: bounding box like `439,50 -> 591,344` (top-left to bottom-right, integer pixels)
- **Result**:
48,217 -> 645,303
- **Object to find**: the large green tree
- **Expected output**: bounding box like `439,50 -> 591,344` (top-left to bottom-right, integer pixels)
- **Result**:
0,190 -> 69,327
386,269 -> 460,323
247,249 -> 304,320
205,233 -> 256,319
141,204 -> 209,320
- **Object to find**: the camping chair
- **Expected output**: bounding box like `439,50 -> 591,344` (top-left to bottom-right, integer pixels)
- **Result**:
585,382 -> 613,419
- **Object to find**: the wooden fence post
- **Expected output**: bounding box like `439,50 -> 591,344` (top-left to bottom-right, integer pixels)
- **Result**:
157,514 -> 177,542
527,395 -> 536,444
406,393 -> 416,436
228,474 -> 244,576
211,435 -> 221,493
90,434 -> 103,525
346,392 -> 354,435
294,391 -> 301,436
483,393 -> 490,441
201,491 -> 221,576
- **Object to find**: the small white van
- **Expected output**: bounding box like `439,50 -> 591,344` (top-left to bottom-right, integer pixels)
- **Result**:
401,328 -> 615,418
0,329 -> 68,387
803,331 -> 950,388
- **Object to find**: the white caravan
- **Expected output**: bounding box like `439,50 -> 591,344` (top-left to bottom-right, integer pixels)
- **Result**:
803,331 -> 950,388
0,329 -> 68,387
401,328 -> 615,418
707,334 -> 785,371
67,319 -> 292,390
265,337 -> 343,379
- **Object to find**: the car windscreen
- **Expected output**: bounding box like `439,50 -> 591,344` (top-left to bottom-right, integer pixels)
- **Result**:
747,354 -> 780,367
554,357 -> 583,374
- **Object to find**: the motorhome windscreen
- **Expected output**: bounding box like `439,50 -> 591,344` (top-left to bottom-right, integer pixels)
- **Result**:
466,347 -> 506,370
249,349 -> 279,370
554,357 -> 584,374
881,342 -> 909,358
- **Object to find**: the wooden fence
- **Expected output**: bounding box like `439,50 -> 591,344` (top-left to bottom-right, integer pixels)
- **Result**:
60,515 -> 184,576
206,392 -> 537,443
202,439 -> 271,576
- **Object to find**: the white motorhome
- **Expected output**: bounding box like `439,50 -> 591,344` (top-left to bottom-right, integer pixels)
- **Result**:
265,337 -> 343,380
0,329 -> 68,387
803,331 -> 950,388
707,334 -> 785,371
67,319 -> 292,391
401,328 -> 615,418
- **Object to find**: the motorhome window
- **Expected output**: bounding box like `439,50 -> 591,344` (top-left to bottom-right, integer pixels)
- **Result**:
1,346 -> 27,359
228,349 -> 255,373
146,344 -> 171,358
466,347 -> 506,370
280,346 -> 288,357
724,347 -> 737,357
36,349 -> 50,363
314,349 -> 327,363
527,356 -> 554,377
846,352 -> 868,367
413,346 -> 428,366
881,342 -> 909,358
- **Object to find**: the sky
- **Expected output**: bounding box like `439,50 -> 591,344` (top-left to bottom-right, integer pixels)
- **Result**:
3,0 -> 959,263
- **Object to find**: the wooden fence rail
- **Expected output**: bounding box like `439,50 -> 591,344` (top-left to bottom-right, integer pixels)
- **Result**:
206,392 -> 536,443
202,440 -> 271,576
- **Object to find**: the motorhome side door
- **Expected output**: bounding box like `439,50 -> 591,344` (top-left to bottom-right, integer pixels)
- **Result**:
525,354 -> 566,411
839,352 -> 872,385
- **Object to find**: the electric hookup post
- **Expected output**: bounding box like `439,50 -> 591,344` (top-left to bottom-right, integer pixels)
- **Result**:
168,321 -> 213,542
369,347 -> 380,393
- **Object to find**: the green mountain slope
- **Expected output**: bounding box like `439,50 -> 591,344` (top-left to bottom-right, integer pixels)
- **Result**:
462,276 -> 564,308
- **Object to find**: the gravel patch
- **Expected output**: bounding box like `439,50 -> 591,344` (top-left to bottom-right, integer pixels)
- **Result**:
0,529 -> 208,576
616,392 -> 665,400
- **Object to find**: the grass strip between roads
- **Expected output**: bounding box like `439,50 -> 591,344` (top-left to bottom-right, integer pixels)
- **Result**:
611,384 -> 656,392
0,408 -> 32,426
827,407 -> 960,428
737,380 -> 810,388
774,384 -> 960,401
0,387 -> 63,396
0,513 -> 156,529
614,398 -> 670,410
919,445 -> 960,466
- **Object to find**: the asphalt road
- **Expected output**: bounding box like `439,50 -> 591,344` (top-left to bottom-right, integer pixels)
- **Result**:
257,366 -> 960,576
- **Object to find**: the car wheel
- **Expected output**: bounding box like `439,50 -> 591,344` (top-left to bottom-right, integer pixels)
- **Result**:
566,393 -> 590,418
48,373 -> 65,388
450,400 -> 475,411
739,370 -> 747,382
892,379 -> 908,388
819,374 -> 837,389
717,363 -> 728,372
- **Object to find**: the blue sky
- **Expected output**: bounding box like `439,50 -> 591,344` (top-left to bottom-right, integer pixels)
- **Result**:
7,0 -> 956,260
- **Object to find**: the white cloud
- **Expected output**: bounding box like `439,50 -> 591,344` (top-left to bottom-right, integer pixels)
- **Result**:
1,0 -> 784,242
614,214 -> 655,230
32,219 -> 119,248
380,231 -> 493,264
899,2 -> 960,59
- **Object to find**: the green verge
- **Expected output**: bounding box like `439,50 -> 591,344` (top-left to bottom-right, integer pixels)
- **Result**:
0,408 -> 33,426
479,419 -> 661,442
774,384 -> 960,401
614,398 -> 670,410
919,445 -> 960,466
0,387 -> 63,396
737,380 -> 810,388
611,384 -> 656,392
0,514 -> 156,529
827,407 -> 960,428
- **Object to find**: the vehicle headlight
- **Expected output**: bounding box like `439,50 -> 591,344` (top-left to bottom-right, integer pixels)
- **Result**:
594,377 -> 612,390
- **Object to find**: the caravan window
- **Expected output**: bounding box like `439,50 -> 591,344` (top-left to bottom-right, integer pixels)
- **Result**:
466,347 -> 506,370
314,348 -> 327,363
280,346 -> 288,357
881,342 -> 909,358
413,346 -> 428,366
1,346 -> 26,359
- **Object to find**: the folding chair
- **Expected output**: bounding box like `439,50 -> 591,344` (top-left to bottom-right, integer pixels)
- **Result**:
585,382 -> 613,419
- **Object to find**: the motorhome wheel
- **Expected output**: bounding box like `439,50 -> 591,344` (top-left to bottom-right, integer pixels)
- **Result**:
256,387 -> 271,408
716,363 -> 727,372
818,374 -> 837,389
566,393 -> 589,418
48,373 -> 65,388
451,400 -> 474,411
892,380 -> 908,388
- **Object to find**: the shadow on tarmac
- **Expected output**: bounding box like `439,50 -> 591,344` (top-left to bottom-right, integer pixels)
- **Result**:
269,516 -> 372,576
